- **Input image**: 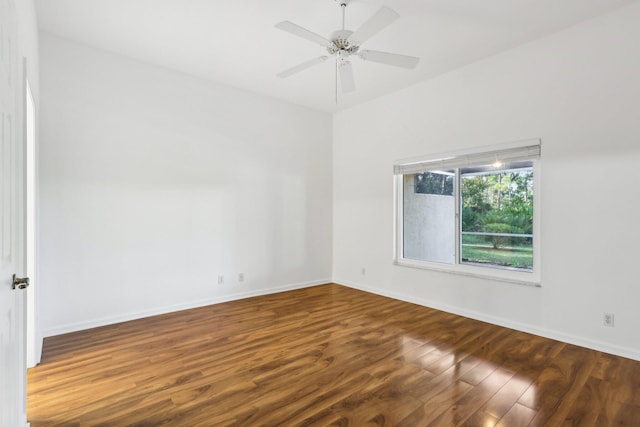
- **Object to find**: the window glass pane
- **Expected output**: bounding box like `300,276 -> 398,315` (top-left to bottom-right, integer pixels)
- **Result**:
403,171 -> 455,264
414,172 -> 454,196
460,162 -> 533,271
461,234 -> 533,270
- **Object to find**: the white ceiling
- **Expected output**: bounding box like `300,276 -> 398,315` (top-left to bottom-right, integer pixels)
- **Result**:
36,0 -> 636,113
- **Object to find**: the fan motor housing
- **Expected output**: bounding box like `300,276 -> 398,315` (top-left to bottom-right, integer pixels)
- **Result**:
327,30 -> 359,55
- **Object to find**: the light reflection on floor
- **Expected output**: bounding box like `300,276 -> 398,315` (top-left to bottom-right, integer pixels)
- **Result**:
398,333 -> 538,425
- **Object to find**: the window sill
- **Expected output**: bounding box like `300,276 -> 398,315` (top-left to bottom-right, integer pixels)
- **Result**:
394,258 -> 541,288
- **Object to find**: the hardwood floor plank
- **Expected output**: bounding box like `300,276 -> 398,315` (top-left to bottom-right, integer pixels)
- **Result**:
495,402 -> 537,427
28,284 -> 640,426
561,376 -> 605,427
524,344 -> 599,426
460,410 -> 498,427
426,367 -> 514,426
481,374 -> 532,420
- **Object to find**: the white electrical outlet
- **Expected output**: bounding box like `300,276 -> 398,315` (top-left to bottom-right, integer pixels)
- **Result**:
361,267 -> 366,275
603,313 -> 614,327
217,275 -> 224,285
238,273 -> 244,282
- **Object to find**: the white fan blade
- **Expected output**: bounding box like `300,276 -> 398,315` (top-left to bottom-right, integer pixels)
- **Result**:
275,21 -> 331,47
339,61 -> 356,93
277,56 -> 328,78
359,50 -> 419,69
348,6 -> 399,45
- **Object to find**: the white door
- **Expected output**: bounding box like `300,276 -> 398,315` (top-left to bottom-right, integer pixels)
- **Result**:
1,0 -> 28,425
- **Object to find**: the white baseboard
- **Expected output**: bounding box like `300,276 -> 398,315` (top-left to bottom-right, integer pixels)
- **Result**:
43,278 -> 331,337
335,278 -> 640,362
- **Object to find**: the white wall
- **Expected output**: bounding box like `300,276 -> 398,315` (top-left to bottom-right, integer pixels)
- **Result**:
39,34 -> 333,336
333,2 -> 640,360
16,0 -> 39,93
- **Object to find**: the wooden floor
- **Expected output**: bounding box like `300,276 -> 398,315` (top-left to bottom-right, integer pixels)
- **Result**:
28,284 -> 640,426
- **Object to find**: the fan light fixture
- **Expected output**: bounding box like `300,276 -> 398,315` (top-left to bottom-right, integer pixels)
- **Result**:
275,0 -> 420,101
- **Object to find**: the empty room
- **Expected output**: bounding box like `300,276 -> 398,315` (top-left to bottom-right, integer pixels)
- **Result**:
2,0 -> 640,425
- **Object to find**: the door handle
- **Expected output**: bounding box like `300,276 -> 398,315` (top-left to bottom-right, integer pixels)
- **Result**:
12,274 -> 30,290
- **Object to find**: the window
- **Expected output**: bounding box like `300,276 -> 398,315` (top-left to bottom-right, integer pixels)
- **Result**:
394,140 -> 540,285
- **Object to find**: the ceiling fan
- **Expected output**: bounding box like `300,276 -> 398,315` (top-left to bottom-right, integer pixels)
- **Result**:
275,0 -> 419,96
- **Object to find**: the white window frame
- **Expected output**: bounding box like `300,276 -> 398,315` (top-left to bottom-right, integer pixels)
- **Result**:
393,139 -> 541,287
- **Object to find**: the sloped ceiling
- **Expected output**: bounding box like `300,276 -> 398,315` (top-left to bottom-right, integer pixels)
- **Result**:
36,0 -> 636,112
